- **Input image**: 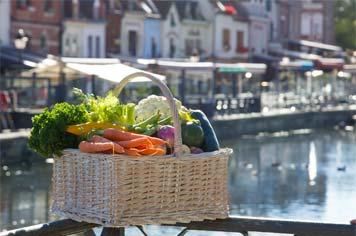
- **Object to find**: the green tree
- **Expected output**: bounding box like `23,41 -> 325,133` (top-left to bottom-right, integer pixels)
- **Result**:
334,0 -> 356,50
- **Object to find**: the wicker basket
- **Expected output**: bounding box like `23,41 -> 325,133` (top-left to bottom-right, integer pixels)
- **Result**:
51,71 -> 232,227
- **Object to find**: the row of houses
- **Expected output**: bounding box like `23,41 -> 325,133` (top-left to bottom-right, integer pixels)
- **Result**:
0,0 -> 335,63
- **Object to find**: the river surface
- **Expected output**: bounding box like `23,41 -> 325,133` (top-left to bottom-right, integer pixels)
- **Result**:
1,129 -> 356,235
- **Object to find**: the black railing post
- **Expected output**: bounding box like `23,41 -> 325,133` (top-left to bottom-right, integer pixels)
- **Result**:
91,75 -> 96,95
61,72 -> 67,101
47,78 -> 52,107
180,69 -> 186,105
232,73 -> 237,98
31,72 -> 37,107
101,227 -> 125,236
212,68 -> 217,98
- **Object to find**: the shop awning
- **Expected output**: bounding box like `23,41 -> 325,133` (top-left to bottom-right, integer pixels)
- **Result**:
217,63 -> 267,74
66,62 -> 165,83
279,60 -> 314,71
315,58 -> 344,70
0,46 -> 46,70
128,57 -> 267,73
269,47 -> 321,61
21,56 -> 165,83
288,40 -> 342,52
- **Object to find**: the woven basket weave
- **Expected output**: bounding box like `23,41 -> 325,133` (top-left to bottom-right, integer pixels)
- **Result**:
51,71 -> 232,227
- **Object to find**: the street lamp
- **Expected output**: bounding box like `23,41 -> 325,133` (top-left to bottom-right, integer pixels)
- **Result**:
14,29 -> 29,67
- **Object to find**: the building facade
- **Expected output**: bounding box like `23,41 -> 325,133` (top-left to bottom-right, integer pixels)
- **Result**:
62,0 -> 107,58
10,0 -> 63,55
240,0 -> 270,55
276,0 -> 334,44
0,0 -> 11,46
106,0 -> 122,54
143,17 -> 161,58
62,20 -> 106,58
120,0 -> 161,58
213,13 -> 249,61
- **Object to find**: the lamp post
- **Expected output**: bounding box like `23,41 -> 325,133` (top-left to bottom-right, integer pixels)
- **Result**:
13,29 -> 29,104
14,29 -> 29,71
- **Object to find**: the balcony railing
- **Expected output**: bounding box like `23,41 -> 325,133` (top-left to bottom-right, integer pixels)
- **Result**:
1,216 -> 355,236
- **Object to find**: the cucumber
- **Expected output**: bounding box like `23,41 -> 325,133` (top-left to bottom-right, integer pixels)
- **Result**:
190,110 -> 220,152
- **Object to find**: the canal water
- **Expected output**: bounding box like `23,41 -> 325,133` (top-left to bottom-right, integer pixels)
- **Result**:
1,129 -> 356,235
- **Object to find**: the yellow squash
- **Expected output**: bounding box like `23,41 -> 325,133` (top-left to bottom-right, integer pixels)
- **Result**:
66,122 -> 125,136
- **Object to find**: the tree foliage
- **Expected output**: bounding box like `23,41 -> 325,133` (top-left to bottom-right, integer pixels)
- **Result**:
334,0 -> 356,50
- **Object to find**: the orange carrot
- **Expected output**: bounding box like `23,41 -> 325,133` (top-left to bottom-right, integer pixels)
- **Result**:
90,135 -> 124,153
117,137 -> 152,149
124,148 -> 141,156
153,148 -> 166,156
147,137 -> 166,146
103,128 -> 142,141
138,147 -> 166,156
79,141 -> 113,153
103,128 -> 166,145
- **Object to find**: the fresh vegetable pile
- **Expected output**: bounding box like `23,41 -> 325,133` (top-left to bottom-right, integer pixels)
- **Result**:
29,89 -> 220,158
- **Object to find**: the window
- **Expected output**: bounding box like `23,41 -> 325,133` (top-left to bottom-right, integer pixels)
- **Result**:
64,37 -> 70,55
95,36 -> 100,57
236,31 -> 244,51
169,38 -> 176,58
222,29 -> 230,51
16,0 -> 31,9
128,31 -> 137,56
80,0 -> 94,19
170,14 -> 176,27
43,0 -> 53,12
40,34 -> 47,50
266,0 -> 271,12
185,39 -> 193,55
151,38 -> 157,58
71,37 -> 77,55
88,35 -> 93,57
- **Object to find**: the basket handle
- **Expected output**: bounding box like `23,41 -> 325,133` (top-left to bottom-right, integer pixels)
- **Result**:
112,72 -> 183,157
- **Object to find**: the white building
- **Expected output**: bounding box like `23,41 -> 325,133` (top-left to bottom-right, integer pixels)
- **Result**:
198,0 -> 249,61
156,1 -> 210,59
300,1 -> 323,41
240,0 -> 270,55
62,20 -> 106,58
121,12 -> 146,57
0,0 -> 10,45
214,13 -> 249,60
120,1 -> 161,58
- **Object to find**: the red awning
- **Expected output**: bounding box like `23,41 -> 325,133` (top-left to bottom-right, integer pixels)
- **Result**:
315,58 -> 344,70
224,5 -> 237,15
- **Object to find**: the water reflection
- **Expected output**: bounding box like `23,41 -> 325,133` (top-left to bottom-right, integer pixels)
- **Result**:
224,129 -> 356,223
0,163 -> 56,231
1,129 -> 356,233
308,142 -> 317,185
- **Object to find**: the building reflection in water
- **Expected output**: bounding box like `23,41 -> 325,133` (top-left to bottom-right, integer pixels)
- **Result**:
0,163 -> 54,231
226,131 -> 333,220
308,142 -> 317,185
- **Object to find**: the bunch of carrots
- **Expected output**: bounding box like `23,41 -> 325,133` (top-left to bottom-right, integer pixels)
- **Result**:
79,128 -> 167,157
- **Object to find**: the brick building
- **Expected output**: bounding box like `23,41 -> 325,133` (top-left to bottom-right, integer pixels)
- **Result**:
11,0 -> 63,55
11,0 -> 110,57
276,0 -> 334,44
106,0 -> 122,54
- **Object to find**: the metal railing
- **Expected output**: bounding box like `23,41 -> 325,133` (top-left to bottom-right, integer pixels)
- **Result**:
1,216 -> 355,236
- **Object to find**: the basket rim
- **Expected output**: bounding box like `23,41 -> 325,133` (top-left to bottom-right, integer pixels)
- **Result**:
58,148 -> 233,161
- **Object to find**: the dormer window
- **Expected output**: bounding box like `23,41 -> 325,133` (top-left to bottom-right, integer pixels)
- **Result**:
170,14 -> 176,27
